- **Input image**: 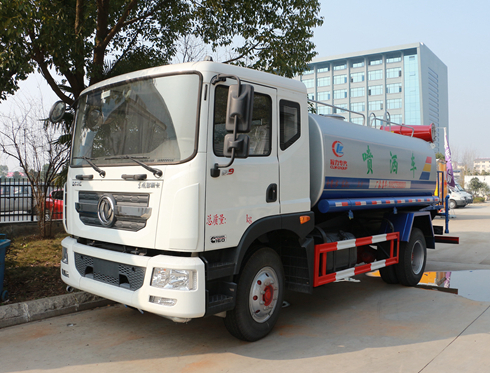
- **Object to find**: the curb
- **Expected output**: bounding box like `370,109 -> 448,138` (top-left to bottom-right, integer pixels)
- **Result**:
0,292 -> 115,329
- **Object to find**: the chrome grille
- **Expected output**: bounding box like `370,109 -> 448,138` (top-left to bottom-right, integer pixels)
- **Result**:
76,191 -> 150,232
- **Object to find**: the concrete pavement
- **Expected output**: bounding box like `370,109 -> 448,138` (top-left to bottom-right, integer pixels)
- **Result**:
0,203 -> 489,373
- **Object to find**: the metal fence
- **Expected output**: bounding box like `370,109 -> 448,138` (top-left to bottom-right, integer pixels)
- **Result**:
0,179 -> 58,222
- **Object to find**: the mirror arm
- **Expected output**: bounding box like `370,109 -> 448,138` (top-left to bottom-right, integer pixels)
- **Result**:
211,74 -> 241,88
210,117 -> 238,178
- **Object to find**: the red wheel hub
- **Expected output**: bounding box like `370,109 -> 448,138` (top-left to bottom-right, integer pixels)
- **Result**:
263,285 -> 273,306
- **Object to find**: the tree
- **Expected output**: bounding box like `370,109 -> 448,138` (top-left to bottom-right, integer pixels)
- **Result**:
0,98 -> 71,237
0,165 -> 8,178
0,0 -> 323,104
435,152 -> 444,161
468,177 -> 490,197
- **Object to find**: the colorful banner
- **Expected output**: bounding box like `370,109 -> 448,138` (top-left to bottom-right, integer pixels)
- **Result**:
444,128 -> 455,188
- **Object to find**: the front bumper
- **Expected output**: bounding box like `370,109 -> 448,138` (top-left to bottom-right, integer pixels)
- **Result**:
60,237 -> 206,319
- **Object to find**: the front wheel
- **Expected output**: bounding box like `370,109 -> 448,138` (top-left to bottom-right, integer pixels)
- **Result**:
395,228 -> 427,286
224,247 -> 284,341
449,199 -> 457,210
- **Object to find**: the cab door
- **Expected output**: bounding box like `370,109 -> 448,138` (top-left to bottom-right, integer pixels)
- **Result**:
205,82 -> 279,250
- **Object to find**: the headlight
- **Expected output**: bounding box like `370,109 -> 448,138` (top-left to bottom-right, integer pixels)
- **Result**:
62,247 -> 68,264
151,268 -> 196,291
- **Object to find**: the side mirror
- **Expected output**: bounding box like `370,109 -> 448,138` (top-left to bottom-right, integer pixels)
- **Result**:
223,134 -> 249,158
49,101 -> 66,123
226,84 -> 254,133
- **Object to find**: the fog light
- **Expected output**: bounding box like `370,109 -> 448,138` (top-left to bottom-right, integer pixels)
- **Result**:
151,268 -> 196,290
149,296 -> 177,306
62,269 -> 69,277
62,247 -> 68,264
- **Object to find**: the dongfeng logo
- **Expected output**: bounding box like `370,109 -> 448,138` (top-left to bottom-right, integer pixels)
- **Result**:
97,195 -> 116,227
332,141 -> 344,157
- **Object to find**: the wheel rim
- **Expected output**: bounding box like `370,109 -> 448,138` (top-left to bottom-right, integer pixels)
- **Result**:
411,240 -> 425,275
249,266 -> 279,323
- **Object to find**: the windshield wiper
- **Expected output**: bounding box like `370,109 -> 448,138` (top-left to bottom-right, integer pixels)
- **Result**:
73,156 -> 106,177
105,155 -> 163,178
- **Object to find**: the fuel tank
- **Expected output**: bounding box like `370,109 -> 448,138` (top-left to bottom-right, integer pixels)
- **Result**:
309,114 -> 437,207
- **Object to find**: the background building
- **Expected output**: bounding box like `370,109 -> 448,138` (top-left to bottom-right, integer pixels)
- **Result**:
297,43 -> 448,154
474,158 -> 490,174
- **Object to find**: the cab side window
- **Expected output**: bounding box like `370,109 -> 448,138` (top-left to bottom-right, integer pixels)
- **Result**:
213,85 -> 272,157
280,100 -> 301,150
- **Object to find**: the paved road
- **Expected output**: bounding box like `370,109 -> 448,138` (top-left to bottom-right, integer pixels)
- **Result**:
1,204 -> 489,373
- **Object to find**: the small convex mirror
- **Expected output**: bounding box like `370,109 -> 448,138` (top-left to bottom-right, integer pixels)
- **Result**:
223,133 -> 250,158
49,101 -> 66,123
225,84 -> 254,133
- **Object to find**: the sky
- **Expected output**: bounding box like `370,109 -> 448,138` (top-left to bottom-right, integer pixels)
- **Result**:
1,0 -> 489,170
310,0 -> 490,162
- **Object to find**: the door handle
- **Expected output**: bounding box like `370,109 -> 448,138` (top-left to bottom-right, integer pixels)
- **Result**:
266,184 -> 277,203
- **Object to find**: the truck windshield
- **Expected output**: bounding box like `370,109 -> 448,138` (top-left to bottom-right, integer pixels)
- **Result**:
71,73 -> 201,166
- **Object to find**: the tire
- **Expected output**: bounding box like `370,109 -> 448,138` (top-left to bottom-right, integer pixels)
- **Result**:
449,199 -> 457,210
376,242 -> 399,284
224,247 -> 284,341
395,228 -> 427,286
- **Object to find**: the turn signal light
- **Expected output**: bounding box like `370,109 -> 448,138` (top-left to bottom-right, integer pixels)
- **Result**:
300,215 -> 311,224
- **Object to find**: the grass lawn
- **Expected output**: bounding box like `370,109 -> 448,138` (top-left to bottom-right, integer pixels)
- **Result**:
1,233 -> 70,305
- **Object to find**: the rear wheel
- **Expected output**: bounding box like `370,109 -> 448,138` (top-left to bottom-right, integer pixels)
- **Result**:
395,228 -> 427,286
224,247 -> 284,341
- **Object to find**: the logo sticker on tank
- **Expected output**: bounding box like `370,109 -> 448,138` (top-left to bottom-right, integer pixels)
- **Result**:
332,141 -> 344,157
330,159 -> 348,170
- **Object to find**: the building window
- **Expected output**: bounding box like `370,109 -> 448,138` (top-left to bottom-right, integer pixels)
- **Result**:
317,106 -> 331,115
317,77 -> 331,87
317,66 -> 329,73
368,70 -> 382,80
368,85 -> 383,96
390,114 -> 402,123
307,93 -> 315,100
368,100 -> 383,111
303,69 -> 314,75
333,89 -> 347,99
303,79 -> 314,88
350,87 -> 365,98
387,98 -> 402,109
350,102 -> 365,112
280,100 -> 301,151
386,67 -> 402,79
317,91 -> 331,101
334,104 -> 348,113
214,85 -> 272,157
351,117 -> 364,125
352,60 -> 364,68
351,72 -> 365,83
386,83 -> 402,93
404,54 -> 421,125
369,58 -> 382,65
333,62 -> 347,71
334,74 -> 347,85
386,56 -> 402,63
